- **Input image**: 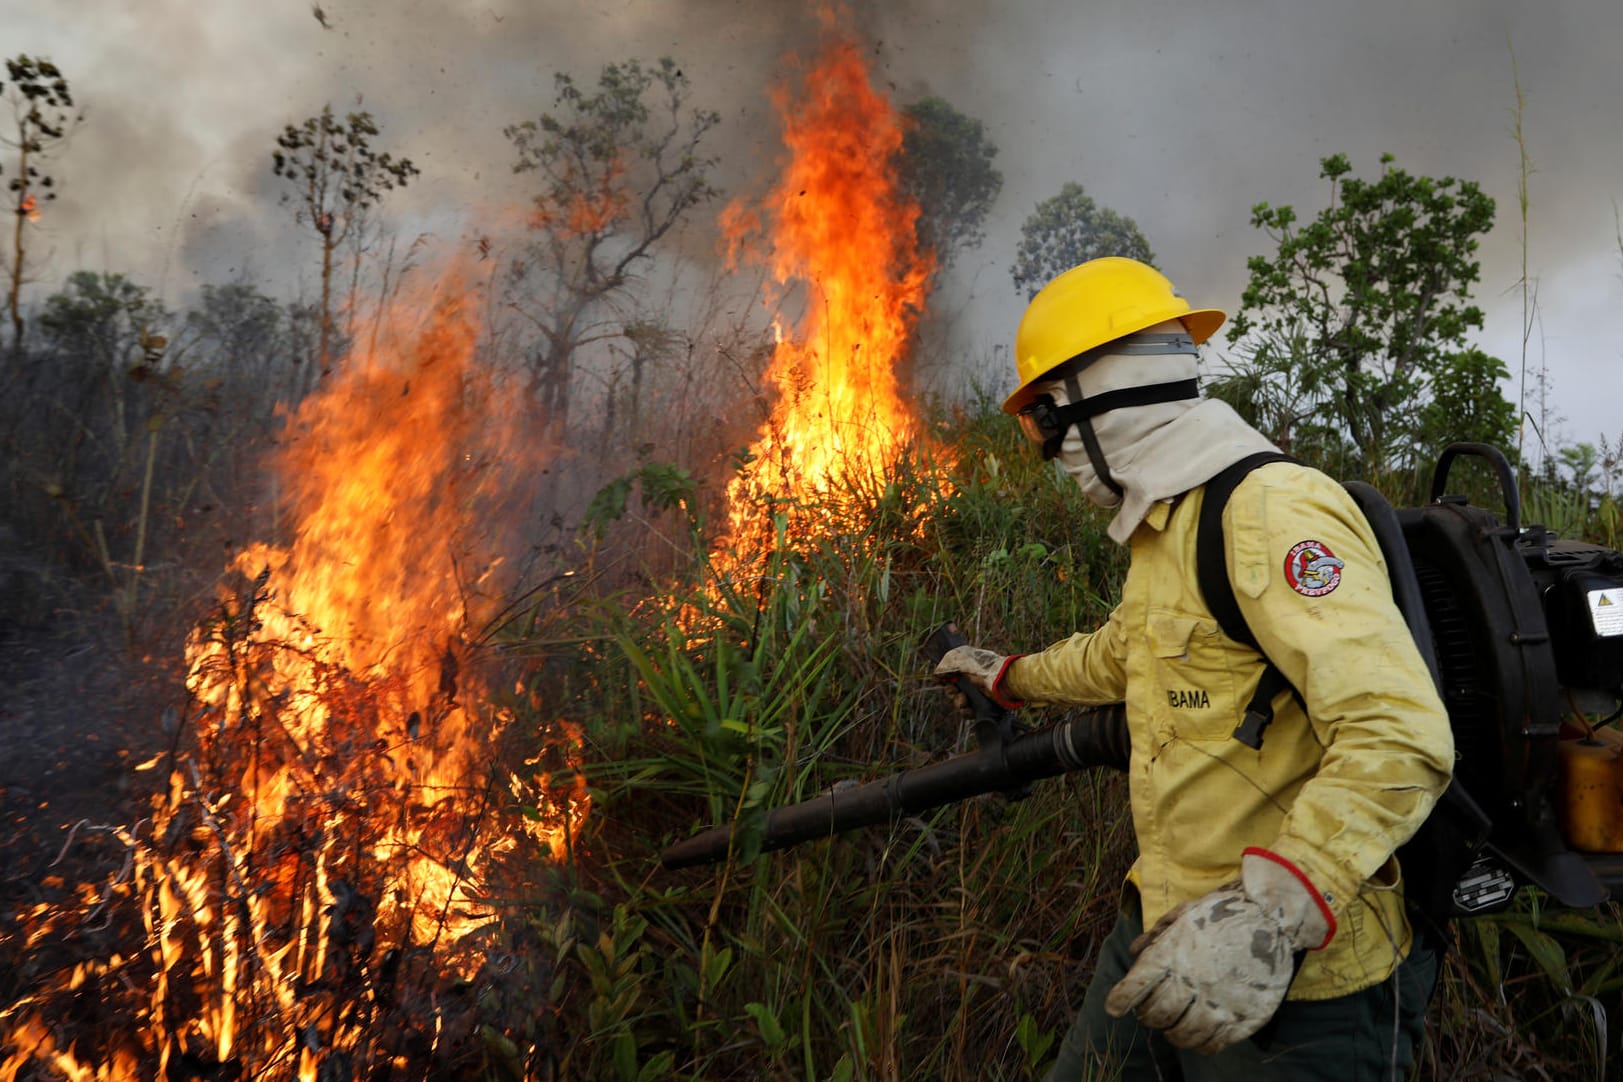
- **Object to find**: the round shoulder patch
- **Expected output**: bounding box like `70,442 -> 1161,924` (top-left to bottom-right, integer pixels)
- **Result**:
1283,539 -> 1344,597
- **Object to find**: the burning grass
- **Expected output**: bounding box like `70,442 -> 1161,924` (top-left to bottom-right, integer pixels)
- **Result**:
1,290 -> 588,1080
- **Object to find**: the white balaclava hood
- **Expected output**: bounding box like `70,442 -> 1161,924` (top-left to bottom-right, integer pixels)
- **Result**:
1038,320 -> 1279,544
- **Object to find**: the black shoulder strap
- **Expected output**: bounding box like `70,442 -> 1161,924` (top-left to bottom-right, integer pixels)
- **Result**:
1194,451 -> 1299,749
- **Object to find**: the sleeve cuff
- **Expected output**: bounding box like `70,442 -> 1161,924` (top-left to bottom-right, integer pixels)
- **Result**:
1244,845 -> 1338,950
990,654 -> 1027,710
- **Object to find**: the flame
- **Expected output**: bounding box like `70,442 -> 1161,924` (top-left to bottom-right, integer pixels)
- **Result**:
720,16 -> 936,556
2,283 -> 590,1079
1,16 -> 936,1075
529,157 -> 629,235
191,289 -> 514,936
20,193 -> 39,222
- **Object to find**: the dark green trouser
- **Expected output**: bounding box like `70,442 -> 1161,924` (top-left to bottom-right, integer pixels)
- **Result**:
1044,901 -> 1438,1082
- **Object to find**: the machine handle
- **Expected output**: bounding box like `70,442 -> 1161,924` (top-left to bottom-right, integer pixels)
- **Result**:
1430,442 -> 1521,531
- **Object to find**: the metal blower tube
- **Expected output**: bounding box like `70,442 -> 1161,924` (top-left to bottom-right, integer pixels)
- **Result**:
658,704 -> 1127,870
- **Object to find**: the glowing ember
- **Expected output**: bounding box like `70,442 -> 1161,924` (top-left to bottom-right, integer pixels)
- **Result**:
19,193 -> 40,222
719,17 -> 936,556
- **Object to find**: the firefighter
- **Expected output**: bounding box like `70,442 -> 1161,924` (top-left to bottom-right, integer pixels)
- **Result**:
935,257 -> 1455,1080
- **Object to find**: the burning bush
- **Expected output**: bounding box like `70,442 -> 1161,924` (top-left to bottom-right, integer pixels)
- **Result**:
2,292 -> 588,1080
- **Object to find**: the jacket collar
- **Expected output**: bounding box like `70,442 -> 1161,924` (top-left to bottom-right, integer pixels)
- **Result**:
1142,499 -> 1174,533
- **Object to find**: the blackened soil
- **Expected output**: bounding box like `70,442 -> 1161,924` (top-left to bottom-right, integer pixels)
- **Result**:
0,620 -> 181,902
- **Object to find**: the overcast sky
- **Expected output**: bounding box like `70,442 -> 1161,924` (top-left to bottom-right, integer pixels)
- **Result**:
9,0 -> 1623,458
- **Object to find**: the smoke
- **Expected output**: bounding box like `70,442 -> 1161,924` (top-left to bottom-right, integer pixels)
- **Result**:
6,0 -> 1623,446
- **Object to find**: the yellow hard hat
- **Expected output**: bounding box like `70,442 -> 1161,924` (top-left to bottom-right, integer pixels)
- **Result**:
1004,257 -> 1225,415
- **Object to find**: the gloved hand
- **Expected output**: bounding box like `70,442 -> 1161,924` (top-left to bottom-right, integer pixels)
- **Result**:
1104,848 -> 1335,1055
933,644 -> 1024,714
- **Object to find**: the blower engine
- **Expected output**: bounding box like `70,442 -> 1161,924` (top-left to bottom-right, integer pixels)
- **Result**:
1359,442 -> 1623,917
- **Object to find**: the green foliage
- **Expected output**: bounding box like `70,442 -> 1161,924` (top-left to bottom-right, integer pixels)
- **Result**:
0,266 -> 308,636
1557,442 -> 1600,494
506,56 -> 720,254
272,105 -> 420,236
1432,893 -> 1623,1078
40,270 -> 170,371
502,56 -> 720,427
2,53 -> 80,354
1418,347 -> 1519,456
1010,181 -> 1155,299
1014,1011 -> 1057,1073
1202,322 -> 1363,476
604,577 -> 854,843
1516,440 -> 1623,551
185,281 -> 285,366
569,905 -> 677,1081
33,271 -> 180,634
272,104 -> 419,372
36,269 -> 175,495
929,396 -> 1126,637
584,461 -> 702,539
182,281 -> 309,409
896,96 -> 1003,278
1221,152 -> 1504,473
1,54 -> 74,196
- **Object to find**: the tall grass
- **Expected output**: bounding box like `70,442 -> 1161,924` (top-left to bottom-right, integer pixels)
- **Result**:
1509,43 -> 1538,468
485,404 -> 1133,1079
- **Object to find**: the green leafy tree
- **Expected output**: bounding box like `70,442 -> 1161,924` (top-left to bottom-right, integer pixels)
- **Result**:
1010,181 -> 1155,299
40,271 -> 171,450
503,57 -> 719,429
895,96 -> 1002,281
185,280 -> 304,410
1203,322 -> 1348,465
2,55 -> 80,358
1558,442 -> 1599,493
272,105 -> 419,375
186,282 -> 285,372
36,272 -> 174,622
1223,153 -> 1501,472
1417,348 -> 1518,457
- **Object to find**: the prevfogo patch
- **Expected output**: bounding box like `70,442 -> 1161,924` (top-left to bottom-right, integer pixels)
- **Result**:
1284,540 -> 1344,597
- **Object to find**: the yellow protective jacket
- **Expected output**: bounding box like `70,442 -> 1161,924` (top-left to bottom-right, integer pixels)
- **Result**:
1004,461 -> 1455,1000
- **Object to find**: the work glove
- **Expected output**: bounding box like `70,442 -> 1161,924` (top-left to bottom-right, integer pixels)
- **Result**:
933,645 -> 1024,716
1104,848 -> 1335,1055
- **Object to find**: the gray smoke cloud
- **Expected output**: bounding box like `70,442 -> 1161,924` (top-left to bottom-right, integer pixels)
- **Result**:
8,0 -> 1623,452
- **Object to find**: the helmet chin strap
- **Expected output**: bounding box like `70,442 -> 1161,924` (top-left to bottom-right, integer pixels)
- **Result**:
1049,332 -> 1202,502
1064,371 -> 1124,499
